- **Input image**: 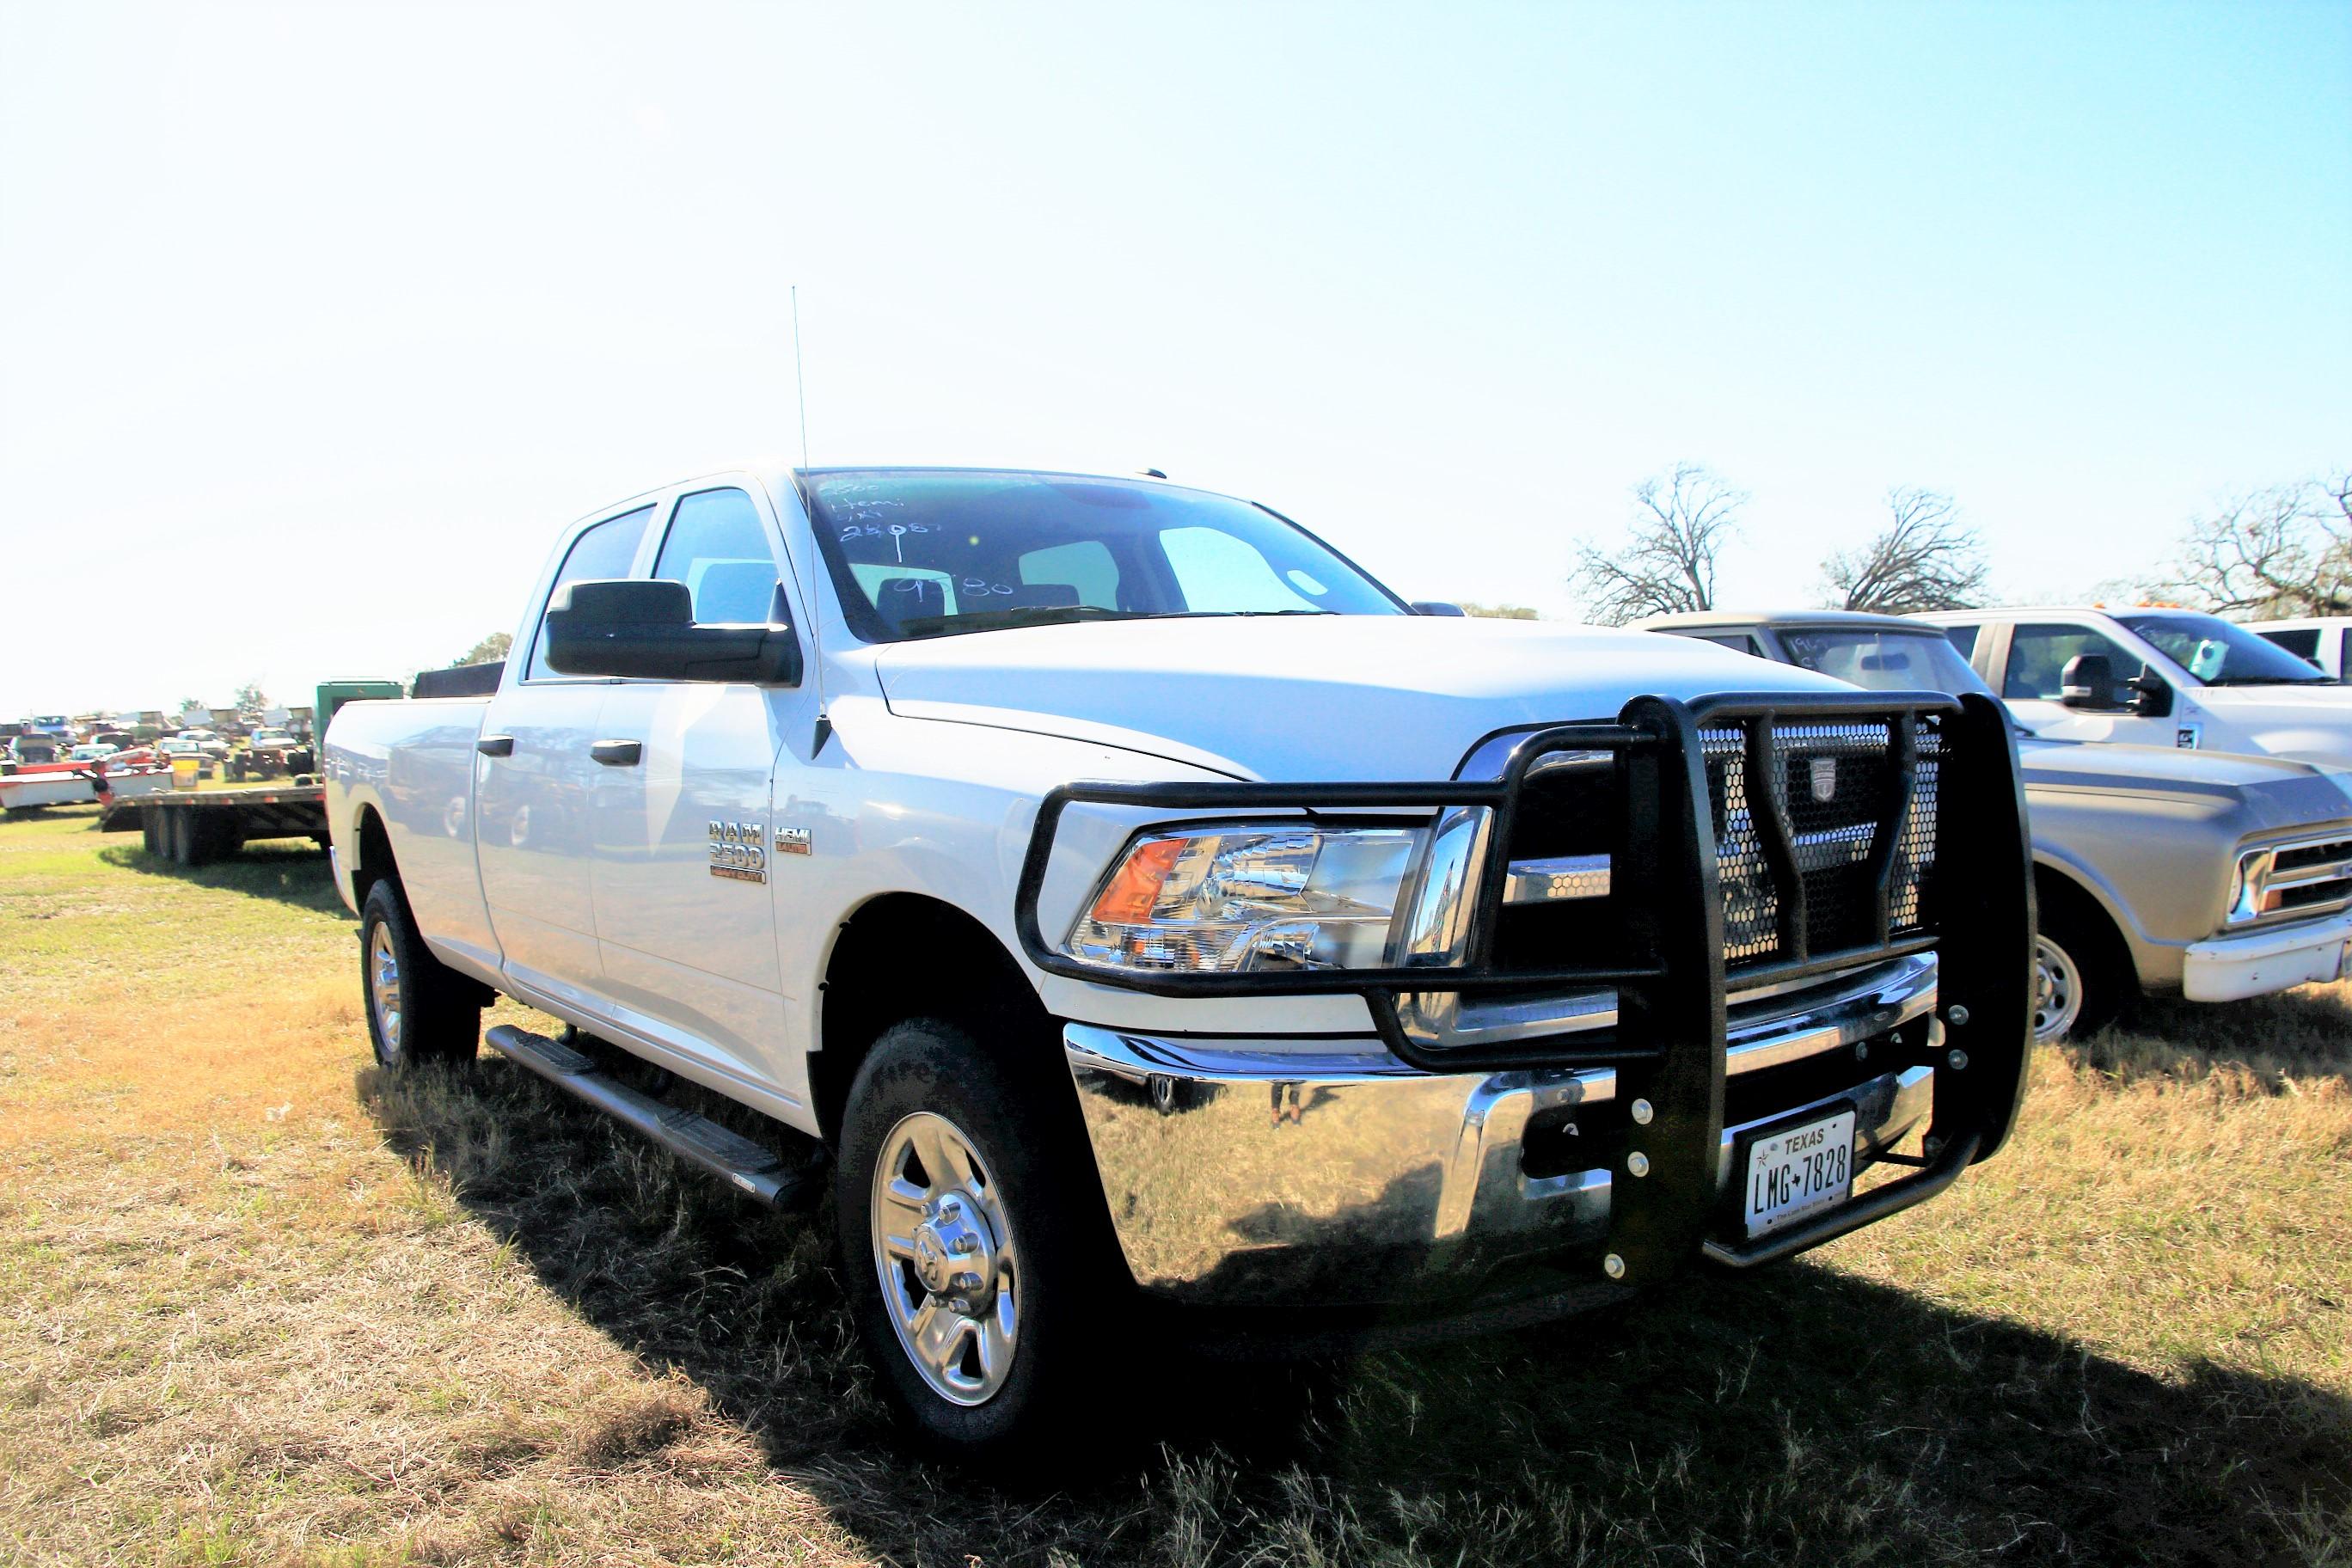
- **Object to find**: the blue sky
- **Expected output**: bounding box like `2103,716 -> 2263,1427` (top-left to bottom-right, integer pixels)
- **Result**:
2,2 -> 2346,715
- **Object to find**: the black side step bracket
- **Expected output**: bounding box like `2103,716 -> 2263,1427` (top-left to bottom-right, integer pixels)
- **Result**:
487,1025 -> 824,1208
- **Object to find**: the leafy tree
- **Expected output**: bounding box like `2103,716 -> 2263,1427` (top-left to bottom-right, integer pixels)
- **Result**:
1822,488 -> 1988,613
2151,474 -> 2352,618
233,680 -> 271,713
452,632 -> 512,667
1569,463 -> 1745,625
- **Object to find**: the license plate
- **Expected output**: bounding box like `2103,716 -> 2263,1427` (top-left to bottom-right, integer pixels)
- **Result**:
1741,1106 -> 1857,1238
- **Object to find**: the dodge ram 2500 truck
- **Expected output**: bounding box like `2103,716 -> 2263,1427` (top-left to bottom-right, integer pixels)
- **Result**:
327,464 -> 2033,1458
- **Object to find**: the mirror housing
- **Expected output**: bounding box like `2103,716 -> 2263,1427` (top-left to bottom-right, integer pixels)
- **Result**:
2058,653 -> 2119,710
2127,666 -> 2173,717
1410,600 -> 1467,617
542,579 -> 802,686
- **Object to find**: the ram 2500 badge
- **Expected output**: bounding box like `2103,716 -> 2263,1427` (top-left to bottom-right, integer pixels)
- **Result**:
326,465 -> 2034,1458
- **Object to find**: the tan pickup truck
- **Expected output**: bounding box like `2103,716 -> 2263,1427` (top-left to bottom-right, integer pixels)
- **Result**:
1645,611 -> 2352,1039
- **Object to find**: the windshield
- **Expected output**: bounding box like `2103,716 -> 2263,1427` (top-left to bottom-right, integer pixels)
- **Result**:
803,469 -> 1406,642
2115,611 -> 2334,686
1777,627 -> 1999,700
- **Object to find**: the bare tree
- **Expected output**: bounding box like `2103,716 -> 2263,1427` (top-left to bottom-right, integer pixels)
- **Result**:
1569,462 -> 1745,625
1822,487 -> 1988,613
1458,602 -> 1538,620
2151,474 -> 2352,618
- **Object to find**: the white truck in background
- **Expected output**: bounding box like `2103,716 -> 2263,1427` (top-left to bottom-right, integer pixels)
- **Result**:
326,463 -> 2034,1459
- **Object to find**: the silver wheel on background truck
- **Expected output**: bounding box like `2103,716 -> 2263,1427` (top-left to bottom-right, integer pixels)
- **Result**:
2032,934 -> 2083,1042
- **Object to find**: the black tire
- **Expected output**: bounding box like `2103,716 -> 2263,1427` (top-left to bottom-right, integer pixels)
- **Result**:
2034,881 -> 2131,1041
165,809 -> 194,866
140,810 -> 162,857
836,1018 -> 1124,1465
359,879 -> 481,1069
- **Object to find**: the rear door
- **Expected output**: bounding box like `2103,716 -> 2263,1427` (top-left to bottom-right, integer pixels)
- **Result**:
475,503 -> 656,1012
588,483 -> 816,1091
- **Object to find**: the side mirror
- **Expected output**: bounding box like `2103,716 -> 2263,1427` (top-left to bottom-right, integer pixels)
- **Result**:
1410,600 -> 1467,617
2058,653 -> 2119,710
543,579 -> 802,686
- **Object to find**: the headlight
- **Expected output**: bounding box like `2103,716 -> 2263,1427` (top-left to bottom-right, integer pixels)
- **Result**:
1065,824 -> 1425,974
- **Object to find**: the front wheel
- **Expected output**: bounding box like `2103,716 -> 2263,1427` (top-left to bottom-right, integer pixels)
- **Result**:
359,879 -> 481,1069
2033,916 -> 2124,1042
836,1019 -> 1123,1462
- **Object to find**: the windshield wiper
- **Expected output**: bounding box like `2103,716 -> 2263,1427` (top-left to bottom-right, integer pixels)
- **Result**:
892,605 -> 1165,639
2201,675 -> 2336,687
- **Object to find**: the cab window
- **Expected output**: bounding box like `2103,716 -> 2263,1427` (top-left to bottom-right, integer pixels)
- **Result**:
2001,623 -> 2140,701
652,489 -> 783,624
1941,624 -> 1979,658
528,505 -> 655,679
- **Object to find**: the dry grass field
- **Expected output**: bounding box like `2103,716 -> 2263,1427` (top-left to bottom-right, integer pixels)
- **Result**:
2,802 -> 2347,1565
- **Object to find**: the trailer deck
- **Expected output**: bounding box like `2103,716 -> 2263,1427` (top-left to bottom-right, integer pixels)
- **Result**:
101,781 -> 328,866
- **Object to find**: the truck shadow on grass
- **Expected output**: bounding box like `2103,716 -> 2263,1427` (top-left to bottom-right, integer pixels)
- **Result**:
2096,983 -> 2352,1086
358,1053 -> 2352,1567
98,841 -> 346,916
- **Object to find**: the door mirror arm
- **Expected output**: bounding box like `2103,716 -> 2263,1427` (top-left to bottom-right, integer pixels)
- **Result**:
2127,668 -> 2172,718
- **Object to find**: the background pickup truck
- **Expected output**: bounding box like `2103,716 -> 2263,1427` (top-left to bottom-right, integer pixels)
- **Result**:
1646,611 -> 2352,1039
327,463 -> 2033,1459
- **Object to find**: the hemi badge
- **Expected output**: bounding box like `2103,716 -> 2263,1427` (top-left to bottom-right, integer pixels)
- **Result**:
774,826 -> 812,856
1808,756 -> 1837,803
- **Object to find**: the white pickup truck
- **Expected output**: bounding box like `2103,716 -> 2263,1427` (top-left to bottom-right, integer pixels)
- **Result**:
326,463 -> 2034,1458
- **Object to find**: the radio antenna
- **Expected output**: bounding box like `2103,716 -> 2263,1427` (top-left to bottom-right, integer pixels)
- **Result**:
791,285 -> 811,471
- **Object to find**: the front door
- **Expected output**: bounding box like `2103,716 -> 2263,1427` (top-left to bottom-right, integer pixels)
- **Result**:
475,503 -> 655,1011
1998,621 -> 2185,748
589,485 -> 815,1092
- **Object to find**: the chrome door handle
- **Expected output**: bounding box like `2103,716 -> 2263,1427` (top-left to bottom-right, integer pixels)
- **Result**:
590,739 -> 642,767
476,734 -> 515,757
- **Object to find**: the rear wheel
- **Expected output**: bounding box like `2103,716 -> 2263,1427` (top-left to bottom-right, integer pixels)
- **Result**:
141,810 -> 162,857
359,879 -> 481,1069
836,1018 -> 1122,1462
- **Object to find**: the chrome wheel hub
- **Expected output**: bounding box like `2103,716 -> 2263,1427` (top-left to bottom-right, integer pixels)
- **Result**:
2032,934 -> 2081,1042
871,1111 -> 1018,1406
368,923 -> 403,1057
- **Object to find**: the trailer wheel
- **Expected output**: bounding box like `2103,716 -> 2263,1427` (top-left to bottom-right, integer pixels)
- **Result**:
141,810 -> 162,857
164,810 -> 194,866
836,1018 -> 1124,1465
359,879 -> 481,1069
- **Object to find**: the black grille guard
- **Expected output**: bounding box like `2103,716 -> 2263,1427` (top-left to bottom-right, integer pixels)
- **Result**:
1013,689 -> 2036,1275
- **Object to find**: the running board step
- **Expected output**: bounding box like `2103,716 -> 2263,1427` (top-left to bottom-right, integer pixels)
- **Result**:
487,1025 -> 824,1208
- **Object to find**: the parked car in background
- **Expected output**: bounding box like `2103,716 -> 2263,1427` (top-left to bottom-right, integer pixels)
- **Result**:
173,730 -> 232,760
327,462 -> 2036,1459
4,733 -> 60,769
2251,616 -> 2352,681
1912,606 -> 2352,769
67,744 -> 119,763
1644,611 -> 2352,1040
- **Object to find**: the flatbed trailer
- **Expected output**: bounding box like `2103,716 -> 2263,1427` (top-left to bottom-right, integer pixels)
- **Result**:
101,781 -> 328,866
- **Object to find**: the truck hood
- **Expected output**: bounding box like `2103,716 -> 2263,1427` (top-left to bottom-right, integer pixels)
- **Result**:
2020,736 -> 2352,829
2187,686 -> 2352,770
872,616 -> 1853,781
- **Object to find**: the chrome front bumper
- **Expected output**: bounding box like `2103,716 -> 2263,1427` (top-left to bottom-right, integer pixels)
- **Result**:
1064,954 -> 1942,1306
2181,911 -> 2352,1001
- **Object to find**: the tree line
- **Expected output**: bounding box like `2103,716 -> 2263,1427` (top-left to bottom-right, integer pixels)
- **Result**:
1548,462 -> 2349,626
1560,462 -> 1988,625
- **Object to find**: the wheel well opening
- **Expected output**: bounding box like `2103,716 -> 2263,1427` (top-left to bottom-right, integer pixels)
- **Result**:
812,894 -> 1050,1146
2033,863 -> 2138,989
352,806 -> 395,904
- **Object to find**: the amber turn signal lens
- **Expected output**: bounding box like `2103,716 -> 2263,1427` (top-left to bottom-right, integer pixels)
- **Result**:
1088,836 -> 1185,925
